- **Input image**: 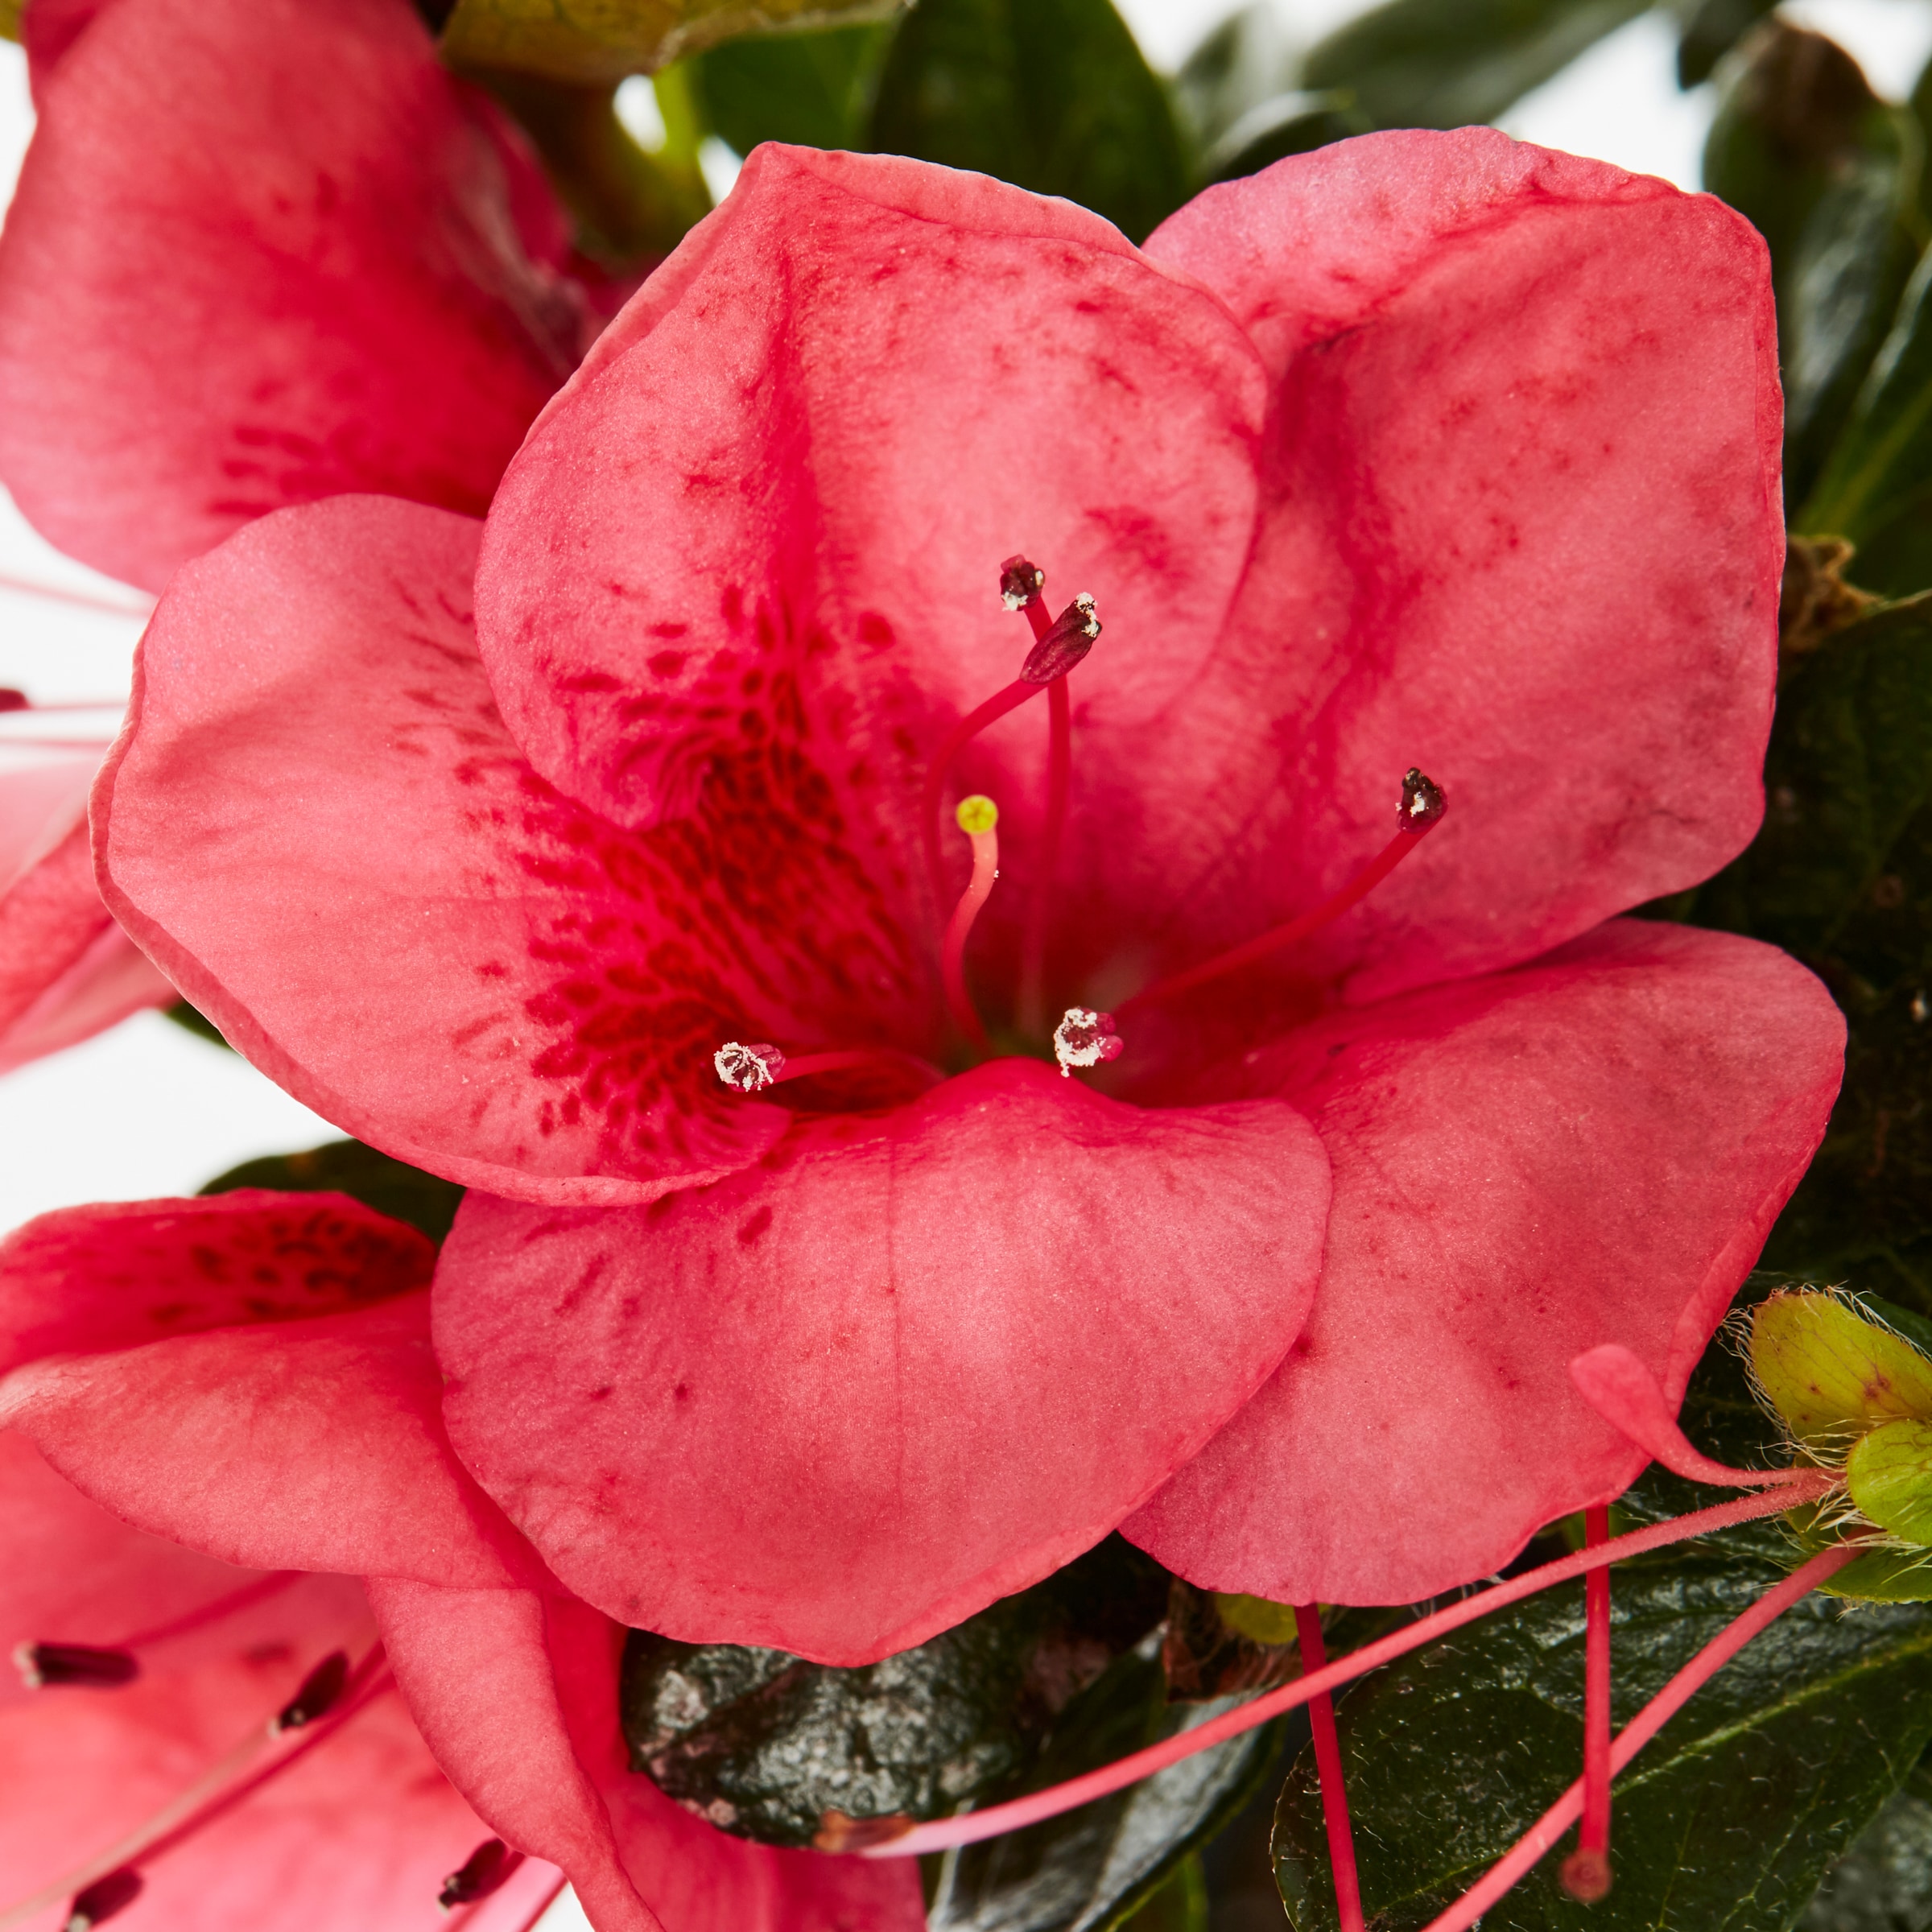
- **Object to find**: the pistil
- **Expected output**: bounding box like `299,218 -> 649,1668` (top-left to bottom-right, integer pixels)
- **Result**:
1122,770 -> 1447,1013
942,796 -> 1001,1051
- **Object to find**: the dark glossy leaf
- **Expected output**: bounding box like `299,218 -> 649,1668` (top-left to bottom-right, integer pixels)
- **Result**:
1170,6 -> 1294,151
927,1645 -> 1290,1930
163,999 -> 233,1048
1677,599 -> 1932,1294
868,0 -> 1188,242
620,1538 -> 1168,1847
1298,0 -> 1647,133
1704,23 -> 1923,506
1110,1853 -> 1207,1932
439,0 -> 901,87
1274,1542 -> 1932,1929
1802,1774 -> 1932,1930
199,1139 -> 466,1246
1202,93 -> 1372,185
1677,0 -> 1780,90
688,21 -> 893,151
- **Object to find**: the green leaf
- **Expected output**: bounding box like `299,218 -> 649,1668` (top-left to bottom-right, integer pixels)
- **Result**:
1679,598 -> 1932,1292
1273,1546 -> 1932,1929
1170,6 -> 1294,151
927,1646 -> 1288,1930
1703,22 -> 1924,507
1201,93 -> 1373,188
440,0 -> 903,87
1847,1418 -> 1932,1542
199,1139 -> 466,1245
1676,0 -> 1780,91
619,1537 -> 1169,1847
688,21 -> 894,151
868,0 -> 1189,243
1298,0 -> 1648,134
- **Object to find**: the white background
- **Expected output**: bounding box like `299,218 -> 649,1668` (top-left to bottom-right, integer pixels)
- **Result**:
6,0 -> 1931,1240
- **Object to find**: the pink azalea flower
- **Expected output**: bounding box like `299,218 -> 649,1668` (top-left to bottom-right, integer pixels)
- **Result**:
89,134 -> 1843,1671
0,0 -> 600,1068
0,1190 -> 924,1930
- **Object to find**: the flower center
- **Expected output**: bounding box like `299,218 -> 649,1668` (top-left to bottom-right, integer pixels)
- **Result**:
714,555 -> 1448,1102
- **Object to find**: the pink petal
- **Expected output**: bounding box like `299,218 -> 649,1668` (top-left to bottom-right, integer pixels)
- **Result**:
1134,130 -> 1782,1004
0,755 -> 173,1072
1124,921 -> 1843,1604
97,495 -> 848,1205
371,1579 -> 927,1931
435,1057 -> 1330,1663
0,1191 -> 436,1374
367,1579 -> 666,1932
0,1294 -> 535,1588
476,142 -> 1265,836
0,1438 -> 492,1932
0,0 -> 585,592
1569,1342 -> 1777,1486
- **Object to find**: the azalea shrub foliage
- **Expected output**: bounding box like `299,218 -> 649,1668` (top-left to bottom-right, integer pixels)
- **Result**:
11,0 -> 1932,1928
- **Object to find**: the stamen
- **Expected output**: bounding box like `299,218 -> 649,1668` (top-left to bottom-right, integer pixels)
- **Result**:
0,1648 -> 391,1931
63,1872 -> 141,1932
0,689 -> 23,712
14,1642 -> 138,1690
1562,1503 -> 1613,1902
0,573 -> 151,619
942,796 -> 1000,1051
712,1043 -> 947,1096
920,565 -> 1100,915
861,1480 -> 1835,1860
440,1839 -> 527,1909
1052,1008 -> 1123,1078
1121,769 -> 1447,1012
1294,1605 -> 1364,1932
1018,675 -> 1070,1041
1417,1544 -> 1856,1932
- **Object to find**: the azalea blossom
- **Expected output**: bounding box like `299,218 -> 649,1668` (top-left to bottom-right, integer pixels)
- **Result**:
0,0 -> 607,1071
0,1189 -> 925,1930
83,129 -> 1845,1678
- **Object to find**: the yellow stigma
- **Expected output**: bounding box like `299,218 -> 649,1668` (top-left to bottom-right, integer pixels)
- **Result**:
955,794 -> 999,836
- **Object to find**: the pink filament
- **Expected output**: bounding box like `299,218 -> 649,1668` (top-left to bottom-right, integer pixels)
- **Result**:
1566,1503 -> 1613,1898
941,824 -> 1001,1051
0,572 -> 151,618
866,1476 -> 1836,1860
770,1050 -> 947,1091
0,1648 -> 392,1930
1122,823 -> 1441,1012
1295,1605 -> 1364,1932
1418,1543 -> 1856,1932
113,1571 -> 301,1653
921,682 -> 1034,913
1018,672 -> 1070,1042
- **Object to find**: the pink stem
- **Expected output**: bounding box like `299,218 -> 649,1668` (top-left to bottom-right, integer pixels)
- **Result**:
1562,1503 -> 1615,1901
1418,1544 -> 1856,1932
1295,1604 -> 1365,1932
770,1050 -> 947,1090
921,680 -> 1034,914
941,827 -> 1000,1051
866,1478 -> 1835,1859
1121,823 -> 1439,1012
1018,672 -> 1070,1041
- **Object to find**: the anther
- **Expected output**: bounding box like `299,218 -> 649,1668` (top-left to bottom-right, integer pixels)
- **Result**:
1053,1009 -> 1124,1078
0,689 -> 25,713
439,1839 -> 526,1909
1400,767 -> 1446,829
14,1642 -> 138,1690
64,1872 -> 142,1932
998,556 -> 1045,613
1021,594 -> 1100,684
714,1041 -> 786,1093
271,1651 -> 349,1733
